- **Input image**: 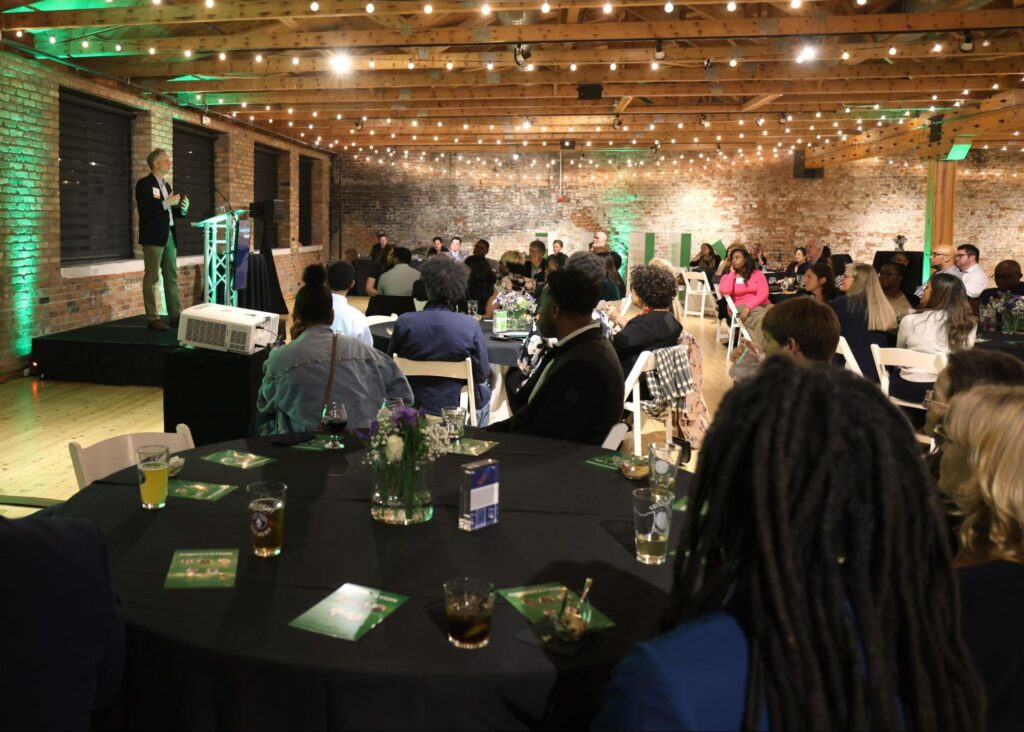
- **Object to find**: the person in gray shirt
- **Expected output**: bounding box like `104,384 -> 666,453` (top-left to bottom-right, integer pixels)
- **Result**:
377,247 -> 422,296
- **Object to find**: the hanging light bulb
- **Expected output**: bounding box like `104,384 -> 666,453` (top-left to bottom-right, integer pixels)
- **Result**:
603,2 -> 613,13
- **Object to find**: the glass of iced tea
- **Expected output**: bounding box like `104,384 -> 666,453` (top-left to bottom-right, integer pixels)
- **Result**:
136,445 -> 170,510
632,488 -> 673,565
443,577 -> 495,650
247,481 -> 287,558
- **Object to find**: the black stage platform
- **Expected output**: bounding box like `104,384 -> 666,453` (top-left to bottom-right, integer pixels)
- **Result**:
31,315 -> 179,386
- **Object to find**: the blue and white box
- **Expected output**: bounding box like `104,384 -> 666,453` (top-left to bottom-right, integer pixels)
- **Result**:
459,459 -> 499,531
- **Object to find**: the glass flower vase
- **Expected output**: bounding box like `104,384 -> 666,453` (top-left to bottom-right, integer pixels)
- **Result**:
370,460 -> 433,525
1000,313 -> 1020,336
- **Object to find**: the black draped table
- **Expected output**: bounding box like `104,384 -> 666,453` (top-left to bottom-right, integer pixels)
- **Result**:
56,430 -> 690,731
370,320 -> 524,367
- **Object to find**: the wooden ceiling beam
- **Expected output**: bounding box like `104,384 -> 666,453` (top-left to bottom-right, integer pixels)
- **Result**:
42,10 -> 1024,54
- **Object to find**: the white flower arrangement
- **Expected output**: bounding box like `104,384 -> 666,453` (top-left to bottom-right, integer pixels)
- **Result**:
361,406 -> 448,470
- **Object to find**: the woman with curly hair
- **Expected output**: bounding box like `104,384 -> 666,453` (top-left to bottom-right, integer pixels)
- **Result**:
611,264 -> 683,374
938,384 -> 1024,730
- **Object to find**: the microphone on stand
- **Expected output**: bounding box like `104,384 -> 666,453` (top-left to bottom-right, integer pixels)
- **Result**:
214,187 -> 233,214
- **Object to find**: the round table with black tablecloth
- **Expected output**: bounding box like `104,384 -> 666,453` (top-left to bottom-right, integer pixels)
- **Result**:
56,431 -> 691,731
370,319 -> 524,367
768,290 -> 808,305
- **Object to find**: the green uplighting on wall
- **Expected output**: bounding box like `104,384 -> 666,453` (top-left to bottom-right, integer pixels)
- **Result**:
603,187 -> 638,277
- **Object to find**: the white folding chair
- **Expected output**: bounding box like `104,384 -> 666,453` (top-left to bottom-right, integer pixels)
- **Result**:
413,299 -> 427,312
622,351 -> 672,455
618,298 -> 632,316
602,423 -> 629,451
69,424 -> 195,491
723,296 -> 752,365
870,344 -> 948,412
393,356 -> 478,425
714,283 -> 730,344
837,336 -> 863,377
365,314 -> 399,327
682,270 -> 713,319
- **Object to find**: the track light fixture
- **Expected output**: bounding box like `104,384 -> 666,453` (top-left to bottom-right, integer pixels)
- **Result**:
778,112 -> 787,125
513,44 -> 532,67
959,31 -> 974,53
703,58 -> 713,70
612,116 -> 624,130
699,113 -> 710,127
354,119 -> 364,131
653,40 -> 667,61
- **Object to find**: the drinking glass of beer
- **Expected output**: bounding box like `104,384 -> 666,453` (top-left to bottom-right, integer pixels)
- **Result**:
247,481 -> 287,558
136,445 -> 170,510
648,442 -> 684,492
443,577 -> 495,649
632,488 -> 673,565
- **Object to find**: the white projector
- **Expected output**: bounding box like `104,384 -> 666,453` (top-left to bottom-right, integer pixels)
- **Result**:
177,303 -> 280,354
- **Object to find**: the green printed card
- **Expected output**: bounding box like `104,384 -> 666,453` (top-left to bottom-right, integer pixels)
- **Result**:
290,436 -> 339,452
672,495 -> 688,512
168,479 -> 237,501
582,453 -> 626,471
201,449 -> 276,469
446,438 -> 498,457
498,582 -> 615,630
164,549 -> 238,589
289,583 -> 408,642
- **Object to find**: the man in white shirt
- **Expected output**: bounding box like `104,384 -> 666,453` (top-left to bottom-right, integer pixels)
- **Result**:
326,261 -> 372,347
377,247 -> 421,296
955,244 -> 989,299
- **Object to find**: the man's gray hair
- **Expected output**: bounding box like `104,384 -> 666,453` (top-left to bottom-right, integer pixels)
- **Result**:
421,255 -> 468,303
565,251 -> 605,285
146,148 -> 168,170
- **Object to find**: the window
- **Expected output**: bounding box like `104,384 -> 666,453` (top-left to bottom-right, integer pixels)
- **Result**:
171,121 -> 217,257
298,156 -> 314,246
253,144 -> 280,248
59,89 -> 134,263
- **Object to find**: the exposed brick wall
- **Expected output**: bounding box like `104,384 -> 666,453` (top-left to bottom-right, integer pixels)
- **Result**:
0,48 -> 331,374
339,149 -> 1024,274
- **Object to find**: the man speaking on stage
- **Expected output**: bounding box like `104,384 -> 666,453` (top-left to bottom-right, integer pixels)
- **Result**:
136,148 -> 189,331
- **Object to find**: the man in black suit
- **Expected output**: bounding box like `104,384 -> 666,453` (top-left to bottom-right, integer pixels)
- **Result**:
0,515 -> 125,729
488,268 -> 625,446
135,148 -> 189,331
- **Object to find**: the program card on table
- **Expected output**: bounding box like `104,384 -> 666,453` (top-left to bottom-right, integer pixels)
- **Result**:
201,449 -> 276,469
498,582 -> 615,630
582,453 -> 626,471
168,479 -> 237,501
447,438 -> 499,457
289,583 -> 408,642
164,549 -> 239,589
289,436 -> 338,452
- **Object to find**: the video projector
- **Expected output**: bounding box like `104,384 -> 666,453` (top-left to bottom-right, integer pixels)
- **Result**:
177,303 -> 280,355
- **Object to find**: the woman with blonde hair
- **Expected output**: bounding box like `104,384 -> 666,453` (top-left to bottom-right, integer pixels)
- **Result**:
830,262 -> 897,380
938,384 -> 1024,730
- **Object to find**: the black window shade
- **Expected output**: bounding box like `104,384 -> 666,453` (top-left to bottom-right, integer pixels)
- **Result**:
59,89 -> 134,263
298,156 -> 313,247
171,121 -> 216,257
253,144 -> 280,249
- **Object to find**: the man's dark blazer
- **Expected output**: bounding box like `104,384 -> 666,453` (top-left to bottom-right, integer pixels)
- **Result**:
488,325 -> 625,446
135,172 -> 185,247
0,515 -> 125,730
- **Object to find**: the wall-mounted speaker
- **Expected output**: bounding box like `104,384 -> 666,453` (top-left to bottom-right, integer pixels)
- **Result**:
577,83 -> 603,100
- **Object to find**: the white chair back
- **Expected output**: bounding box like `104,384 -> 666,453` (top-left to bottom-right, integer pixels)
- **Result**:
69,424 -> 195,491
682,270 -> 712,319
622,351 -> 669,455
601,423 -> 629,451
837,336 -> 863,377
870,344 -> 947,411
393,357 -> 478,425
413,299 -> 427,312
366,314 -> 399,327
722,295 -> 752,366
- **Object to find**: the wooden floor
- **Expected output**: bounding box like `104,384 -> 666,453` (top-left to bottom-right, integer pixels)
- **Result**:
0,300 -> 732,518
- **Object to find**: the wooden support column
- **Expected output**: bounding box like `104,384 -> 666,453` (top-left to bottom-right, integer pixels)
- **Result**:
923,159 -> 957,284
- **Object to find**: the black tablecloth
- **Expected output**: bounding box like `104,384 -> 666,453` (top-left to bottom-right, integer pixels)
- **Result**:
768,290 -> 807,305
371,320 -> 524,367
57,431 -> 691,731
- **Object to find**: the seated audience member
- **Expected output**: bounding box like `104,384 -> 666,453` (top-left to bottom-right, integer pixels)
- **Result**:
648,257 -> 685,325
955,244 -> 988,299
607,264 -> 682,374
830,263 -> 897,380
0,515 -> 126,730
719,248 -> 771,341
551,238 -> 564,254
592,230 -> 609,251
937,385 -> 1024,731
689,243 -> 721,271
921,244 -> 962,298
527,239 -> 547,283
448,236 -> 465,262
546,252 -> 568,273
802,261 -> 837,303
595,358 -> 985,731
473,238 -> 500,274
805,241 -> 827,266
877,262 -> 915,322
715,245 -> 744,276
376,247 -> 420,296
892,251 -> 912,269
980,259 -> 1024,307
257,266 -> 413,432
924,348 -> 1024,437
389,256 -> 491,425
464,254 -> 498,317
426,236 -> 448,258
736,297 -> 841,368
595,251 -> 625,301
892,274 -> 976,403
784,246 -> 809,276
749,244 -> 768,269
326,261 -> 372,347
364,243 -> 394,296
498,250 -> 535,293
488,268 -> 624,445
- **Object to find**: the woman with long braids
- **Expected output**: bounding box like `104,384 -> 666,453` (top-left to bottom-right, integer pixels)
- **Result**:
594,358 -> 985,731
